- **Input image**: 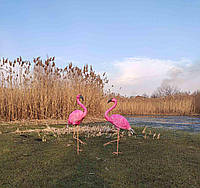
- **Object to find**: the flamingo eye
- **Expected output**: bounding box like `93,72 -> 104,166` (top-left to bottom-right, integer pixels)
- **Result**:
80,95 -> 84,101
107,98 -> 113,103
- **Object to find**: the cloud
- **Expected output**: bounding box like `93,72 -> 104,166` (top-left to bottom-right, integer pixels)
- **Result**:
106,57 -> 200,96
163,59 -> 200,92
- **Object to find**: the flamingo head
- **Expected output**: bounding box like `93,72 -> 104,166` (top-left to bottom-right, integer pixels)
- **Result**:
77,94 -> 84,101
107,98 -> 117,103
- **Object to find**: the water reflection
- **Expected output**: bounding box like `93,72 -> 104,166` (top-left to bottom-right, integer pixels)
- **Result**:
127,115 -> 200,133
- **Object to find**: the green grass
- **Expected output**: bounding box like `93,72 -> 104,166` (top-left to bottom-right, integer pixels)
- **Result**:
0,123 -> 200,188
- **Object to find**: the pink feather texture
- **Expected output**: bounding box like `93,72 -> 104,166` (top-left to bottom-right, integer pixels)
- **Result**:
68,94 -> 87,126
105,98 -> 135,134
68,94 -> 87,155
104,97 -> 136,155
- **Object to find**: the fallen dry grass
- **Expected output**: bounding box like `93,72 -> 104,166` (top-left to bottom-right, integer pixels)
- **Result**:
8,122 -> 161,143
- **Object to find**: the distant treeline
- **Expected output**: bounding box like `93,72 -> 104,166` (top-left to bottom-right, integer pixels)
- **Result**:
0,57 -> 199,121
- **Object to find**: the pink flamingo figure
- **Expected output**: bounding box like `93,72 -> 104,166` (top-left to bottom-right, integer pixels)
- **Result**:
68,94 -> 87,155
104,98 -> 136,155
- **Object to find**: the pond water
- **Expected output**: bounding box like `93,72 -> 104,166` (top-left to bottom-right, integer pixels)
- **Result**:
127,115 -> 200,133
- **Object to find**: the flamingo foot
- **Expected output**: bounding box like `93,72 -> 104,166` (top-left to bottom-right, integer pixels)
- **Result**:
112,151 -> 122,155
104,139 -> 118,146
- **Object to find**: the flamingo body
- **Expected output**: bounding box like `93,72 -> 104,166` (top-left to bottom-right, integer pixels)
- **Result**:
104,98 -> 136,155
68,94 -> 87,155
107,114 -> 132,131
68,110 -> 85,125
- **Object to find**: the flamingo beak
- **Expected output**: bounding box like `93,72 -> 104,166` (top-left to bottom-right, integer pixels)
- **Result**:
107,98 -> 112,103
80,95 -> 84,101
130,128 -> 137,135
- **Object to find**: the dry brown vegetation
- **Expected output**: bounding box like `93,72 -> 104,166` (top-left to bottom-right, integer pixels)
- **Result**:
0,56 -> 108,121
112,94 -> 197,115
0,56 -> 199,121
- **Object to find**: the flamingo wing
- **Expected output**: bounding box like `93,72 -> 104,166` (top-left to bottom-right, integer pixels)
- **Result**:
68,110 -> 84,125
109,114 -> 131,130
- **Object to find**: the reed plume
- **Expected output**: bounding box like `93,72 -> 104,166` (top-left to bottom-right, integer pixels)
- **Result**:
0,56 -> 199,121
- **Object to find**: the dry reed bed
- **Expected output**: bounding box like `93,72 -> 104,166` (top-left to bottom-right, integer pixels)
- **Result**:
0,56 -> 199,121
0,57 -> 107,120
115,95 -> 196,115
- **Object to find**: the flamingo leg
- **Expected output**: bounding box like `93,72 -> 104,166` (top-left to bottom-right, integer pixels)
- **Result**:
73,124 -> 86,145
77,125 -> 79,155
73,126 -> 76,139
104,130 -> 121,146
73,137 -> 86,145
112,129 -> 122,155
104,139 -> 118,146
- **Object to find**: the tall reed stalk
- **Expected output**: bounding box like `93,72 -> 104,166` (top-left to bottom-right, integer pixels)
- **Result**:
0,56 -> 199,121
0,57 -> 108,121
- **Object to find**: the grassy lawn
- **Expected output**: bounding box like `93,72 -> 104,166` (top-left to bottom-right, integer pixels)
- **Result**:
0,122 -> 200,188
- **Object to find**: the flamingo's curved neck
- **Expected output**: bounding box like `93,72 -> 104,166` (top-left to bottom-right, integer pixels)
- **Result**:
105,100 -> 117,121
77,97 -> 87,117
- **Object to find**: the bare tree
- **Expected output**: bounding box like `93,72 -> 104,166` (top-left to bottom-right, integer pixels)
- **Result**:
142,93 -> 149,98
151,83 -> 180,98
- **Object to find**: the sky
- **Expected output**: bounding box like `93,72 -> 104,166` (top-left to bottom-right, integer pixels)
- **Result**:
0,0 -> 200,96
